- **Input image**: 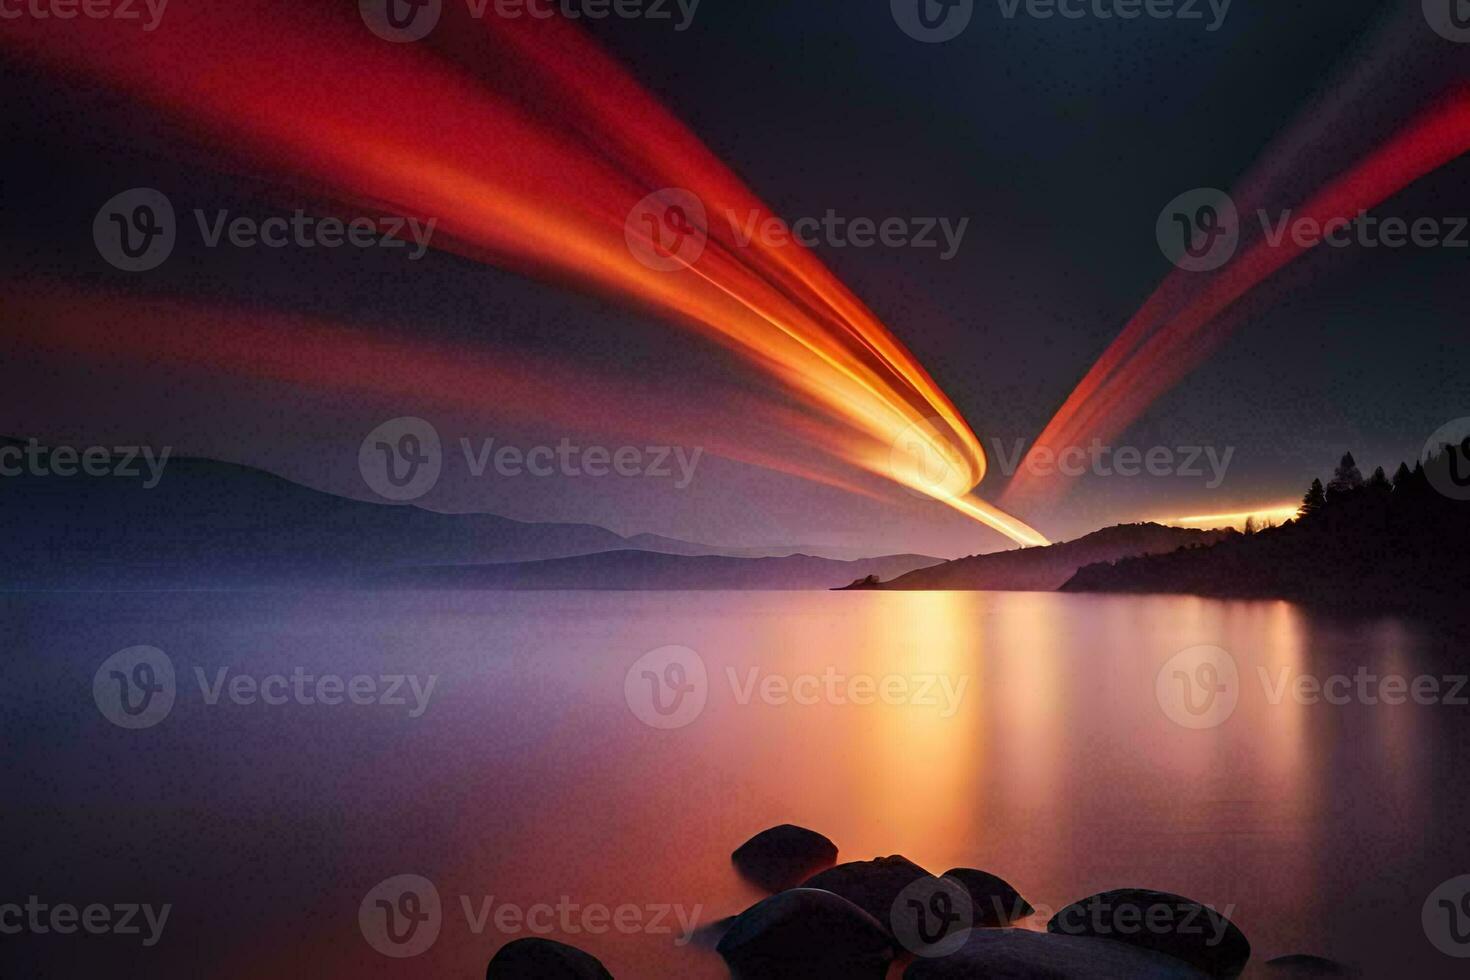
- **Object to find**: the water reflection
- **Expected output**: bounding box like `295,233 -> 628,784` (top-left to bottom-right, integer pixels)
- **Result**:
3,590 -> 1462,978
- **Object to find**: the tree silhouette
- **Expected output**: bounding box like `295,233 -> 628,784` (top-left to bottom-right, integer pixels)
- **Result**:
1326,452 -> 1363,503
1300,478 -> 1326,518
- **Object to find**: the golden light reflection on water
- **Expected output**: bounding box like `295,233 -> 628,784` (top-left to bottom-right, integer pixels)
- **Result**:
845,591 -> 984,867
1256,601 -> 1310,783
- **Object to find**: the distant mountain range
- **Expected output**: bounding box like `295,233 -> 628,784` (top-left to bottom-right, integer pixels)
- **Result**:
370,550 -> 941,591
838,523 -> 1232,591
0,440 -> 936,589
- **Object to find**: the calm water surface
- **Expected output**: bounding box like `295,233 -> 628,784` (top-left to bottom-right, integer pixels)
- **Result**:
4,590 -> 1466,977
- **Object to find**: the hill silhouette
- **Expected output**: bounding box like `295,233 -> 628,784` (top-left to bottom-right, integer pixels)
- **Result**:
836,523 -> 1231,591
0,438 -> 894,588
1062,449 -> 1470,620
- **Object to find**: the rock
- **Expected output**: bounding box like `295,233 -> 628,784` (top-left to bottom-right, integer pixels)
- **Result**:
685,914 -> 737,950
716,887 -> 895,980
800,855 -> 931,924
485,937 -> 613,979
1264,954 -> 1358,976
904,927 -> 1210,979
732,824 -> 839,892
1048,889 -> 1250,979
942,867 -> 1034,926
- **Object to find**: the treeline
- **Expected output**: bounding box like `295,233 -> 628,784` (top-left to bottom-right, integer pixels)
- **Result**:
1061,448 -> 1470,620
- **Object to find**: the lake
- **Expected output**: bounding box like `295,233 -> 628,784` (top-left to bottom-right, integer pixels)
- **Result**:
4,590 -> 1466,977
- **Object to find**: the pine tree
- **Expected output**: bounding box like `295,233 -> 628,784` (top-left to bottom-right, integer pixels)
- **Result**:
1368,465 -> 1391,493
1300,478 -> 1326,518
1392,462 -> 1412,489
1326,452 -> 1364,502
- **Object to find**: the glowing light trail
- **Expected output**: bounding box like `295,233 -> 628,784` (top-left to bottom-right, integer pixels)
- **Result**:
0,2 -> 1048,546
1004,86 -> 1470,512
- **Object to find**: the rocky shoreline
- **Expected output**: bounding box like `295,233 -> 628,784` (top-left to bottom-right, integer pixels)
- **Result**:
485,823 -> 1355,978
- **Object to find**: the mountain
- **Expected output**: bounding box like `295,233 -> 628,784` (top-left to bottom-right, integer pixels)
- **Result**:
838,523 -> 1232,591
0,440 -> 818,588
369,550 -> 941,591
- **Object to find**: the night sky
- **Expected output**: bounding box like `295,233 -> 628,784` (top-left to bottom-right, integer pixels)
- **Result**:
3,0 -> 1467,557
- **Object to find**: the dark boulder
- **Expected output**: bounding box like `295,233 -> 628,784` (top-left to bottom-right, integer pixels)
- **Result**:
1264,954 -> 1358,976
1048,889 -> 1250,979
904,927 -> 1209,979
942,867 -> 1034,926
485,937 -> 613,979
732,824 -> 838,892
800,855 -> 931,924
716,887 -> 894,980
